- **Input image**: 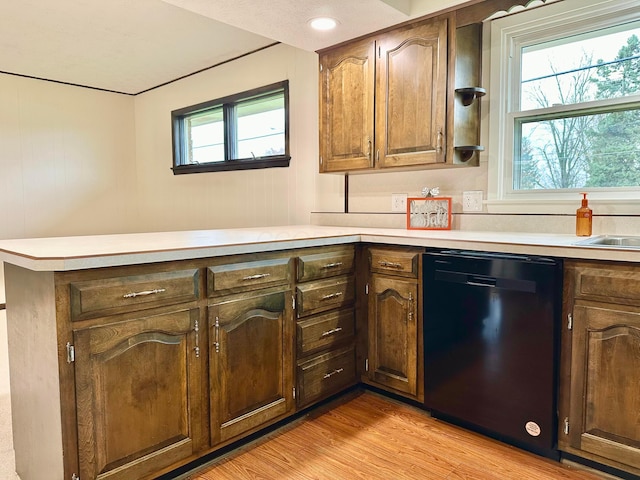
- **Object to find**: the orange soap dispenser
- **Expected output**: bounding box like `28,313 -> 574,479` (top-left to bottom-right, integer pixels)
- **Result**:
576,193 -> 592,237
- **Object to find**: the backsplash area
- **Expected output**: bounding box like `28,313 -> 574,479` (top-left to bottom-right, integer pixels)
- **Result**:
311,212 -> 640,236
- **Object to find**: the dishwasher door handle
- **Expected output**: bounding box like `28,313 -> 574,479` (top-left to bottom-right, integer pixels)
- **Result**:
466,275 -> 496,287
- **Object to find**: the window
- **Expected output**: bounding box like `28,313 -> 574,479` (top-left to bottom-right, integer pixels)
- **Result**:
171,81 -> 290,174
487,0 -> 640,213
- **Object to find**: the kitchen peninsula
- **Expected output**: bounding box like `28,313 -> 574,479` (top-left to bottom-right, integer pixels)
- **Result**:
1,225 -> 639,480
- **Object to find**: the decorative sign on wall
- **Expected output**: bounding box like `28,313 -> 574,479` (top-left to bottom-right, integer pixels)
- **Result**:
406,197 -> 452,230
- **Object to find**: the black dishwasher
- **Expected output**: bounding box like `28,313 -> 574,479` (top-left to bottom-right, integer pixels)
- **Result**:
423,249 -> 562,459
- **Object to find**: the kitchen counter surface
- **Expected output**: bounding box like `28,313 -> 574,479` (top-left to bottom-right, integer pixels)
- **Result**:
0,225 -> 637,272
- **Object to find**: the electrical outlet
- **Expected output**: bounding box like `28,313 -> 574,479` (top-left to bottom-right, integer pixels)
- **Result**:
391,193 -> 408,212
462,191 -> 483,212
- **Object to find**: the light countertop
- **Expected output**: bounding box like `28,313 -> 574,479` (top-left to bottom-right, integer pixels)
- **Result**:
0,225 -> 637,273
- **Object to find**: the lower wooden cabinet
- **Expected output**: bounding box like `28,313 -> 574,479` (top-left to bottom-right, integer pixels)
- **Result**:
73,307 -> 207,480
364,246 -> 423,401
367,274 -> 418,396
296,344 -> 357,407
208,286 -> 295,444
559,260 -> 640,477
294,246 -> 357,408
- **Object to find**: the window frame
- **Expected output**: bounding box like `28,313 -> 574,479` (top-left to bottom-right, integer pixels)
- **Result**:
486,0 -> 640,214
171,80 -> 290,175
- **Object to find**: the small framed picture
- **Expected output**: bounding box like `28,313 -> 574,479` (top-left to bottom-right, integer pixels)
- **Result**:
406,197 -> 452,230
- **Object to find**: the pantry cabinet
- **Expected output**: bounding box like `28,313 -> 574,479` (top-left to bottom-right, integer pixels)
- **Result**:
319,16 -> 448,173
559,260 -> 640,477
364,246 -> 423,401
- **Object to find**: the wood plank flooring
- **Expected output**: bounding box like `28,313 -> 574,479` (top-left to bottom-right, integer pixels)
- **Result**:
187,391 -> 606,480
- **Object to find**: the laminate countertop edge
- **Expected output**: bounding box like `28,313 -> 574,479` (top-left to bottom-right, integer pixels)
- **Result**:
0,225 -> 636,272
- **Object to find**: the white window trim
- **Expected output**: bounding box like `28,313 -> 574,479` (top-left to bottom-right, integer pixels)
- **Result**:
485,0 -> 640,214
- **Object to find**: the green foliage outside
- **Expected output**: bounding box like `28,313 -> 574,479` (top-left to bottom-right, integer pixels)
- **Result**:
519,34 -> 640,190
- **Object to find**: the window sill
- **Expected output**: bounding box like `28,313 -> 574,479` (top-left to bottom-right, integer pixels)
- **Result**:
172,155 -> 291,175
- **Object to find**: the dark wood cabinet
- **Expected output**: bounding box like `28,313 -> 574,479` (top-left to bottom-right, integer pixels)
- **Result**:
319,16 -> 448,173
208,287 -> 294,444
319,38 -> 375,173
559,260 -> 640,477
73,307 -> 206,480
294,246 -> 357,408
364,247 -> 423,401
375,19 -> 448,169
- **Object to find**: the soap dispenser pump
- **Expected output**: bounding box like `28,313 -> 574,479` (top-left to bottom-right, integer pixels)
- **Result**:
576,193 -> 592,237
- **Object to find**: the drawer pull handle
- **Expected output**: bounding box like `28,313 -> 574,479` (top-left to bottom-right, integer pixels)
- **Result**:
123,288 -> 166,299
243,273 -> 271,281
379,261 -> 403,269
322,262 -> 344,269
321,292 -> 343,301
323,368 -> 344,379
321,327 -> 343,337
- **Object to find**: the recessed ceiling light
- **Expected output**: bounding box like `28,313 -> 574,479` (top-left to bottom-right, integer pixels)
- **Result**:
309,17 -> 338,31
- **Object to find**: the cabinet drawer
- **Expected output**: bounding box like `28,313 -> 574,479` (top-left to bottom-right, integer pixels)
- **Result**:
297,308 -> 355,357
207,257 -> 291,295
297,246 -> 355,282
296,276 -> 355,318
369,248 -> 420,277
574,263 -> 640,306
297,345 -> 357,408
69,269 -> 199,321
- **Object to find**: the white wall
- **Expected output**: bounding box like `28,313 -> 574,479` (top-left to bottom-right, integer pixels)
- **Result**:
133,44 -> 325,231
0,74 -> 138,240
0,43 -> 330,242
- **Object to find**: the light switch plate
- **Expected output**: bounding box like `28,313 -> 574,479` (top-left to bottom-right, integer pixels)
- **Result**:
392,193 -> 408,212
462,190 -> 483,212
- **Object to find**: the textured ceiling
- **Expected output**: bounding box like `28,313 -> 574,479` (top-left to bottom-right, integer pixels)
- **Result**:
0,0 -> 469,95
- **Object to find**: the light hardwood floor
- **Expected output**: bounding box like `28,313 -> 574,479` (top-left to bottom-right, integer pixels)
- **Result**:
187,391 -> 607,480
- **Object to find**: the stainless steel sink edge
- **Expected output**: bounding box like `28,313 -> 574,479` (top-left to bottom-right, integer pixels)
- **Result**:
574,235 -> 640,248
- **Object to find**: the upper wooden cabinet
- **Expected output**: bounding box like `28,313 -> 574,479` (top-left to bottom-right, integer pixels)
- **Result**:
319,15 -> 448,173
319,37 -> 375,172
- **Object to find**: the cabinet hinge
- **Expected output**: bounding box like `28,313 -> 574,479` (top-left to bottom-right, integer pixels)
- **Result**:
66,342 -> 75,363
319,155 -> 323,166
292,294 -> 296,310
320,63 -> 323,72
567,313 -> 573,331
563,417 -> 570,435
71,473 -> 80,480
293,387 -> 296,399
365,283 -> 369,295
378,46 -> 381,58
365,358 -> 369,372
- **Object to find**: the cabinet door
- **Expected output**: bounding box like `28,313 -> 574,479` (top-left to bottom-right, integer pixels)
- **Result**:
209,288 -> 294,444
73,308 -> 205,480
319,37 -> 375,172
567,303 -> 640,471
368,275 -> 418,395
376,17 -> 448,168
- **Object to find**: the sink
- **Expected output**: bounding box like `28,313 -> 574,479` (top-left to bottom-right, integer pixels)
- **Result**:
575,235 -> 640,248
